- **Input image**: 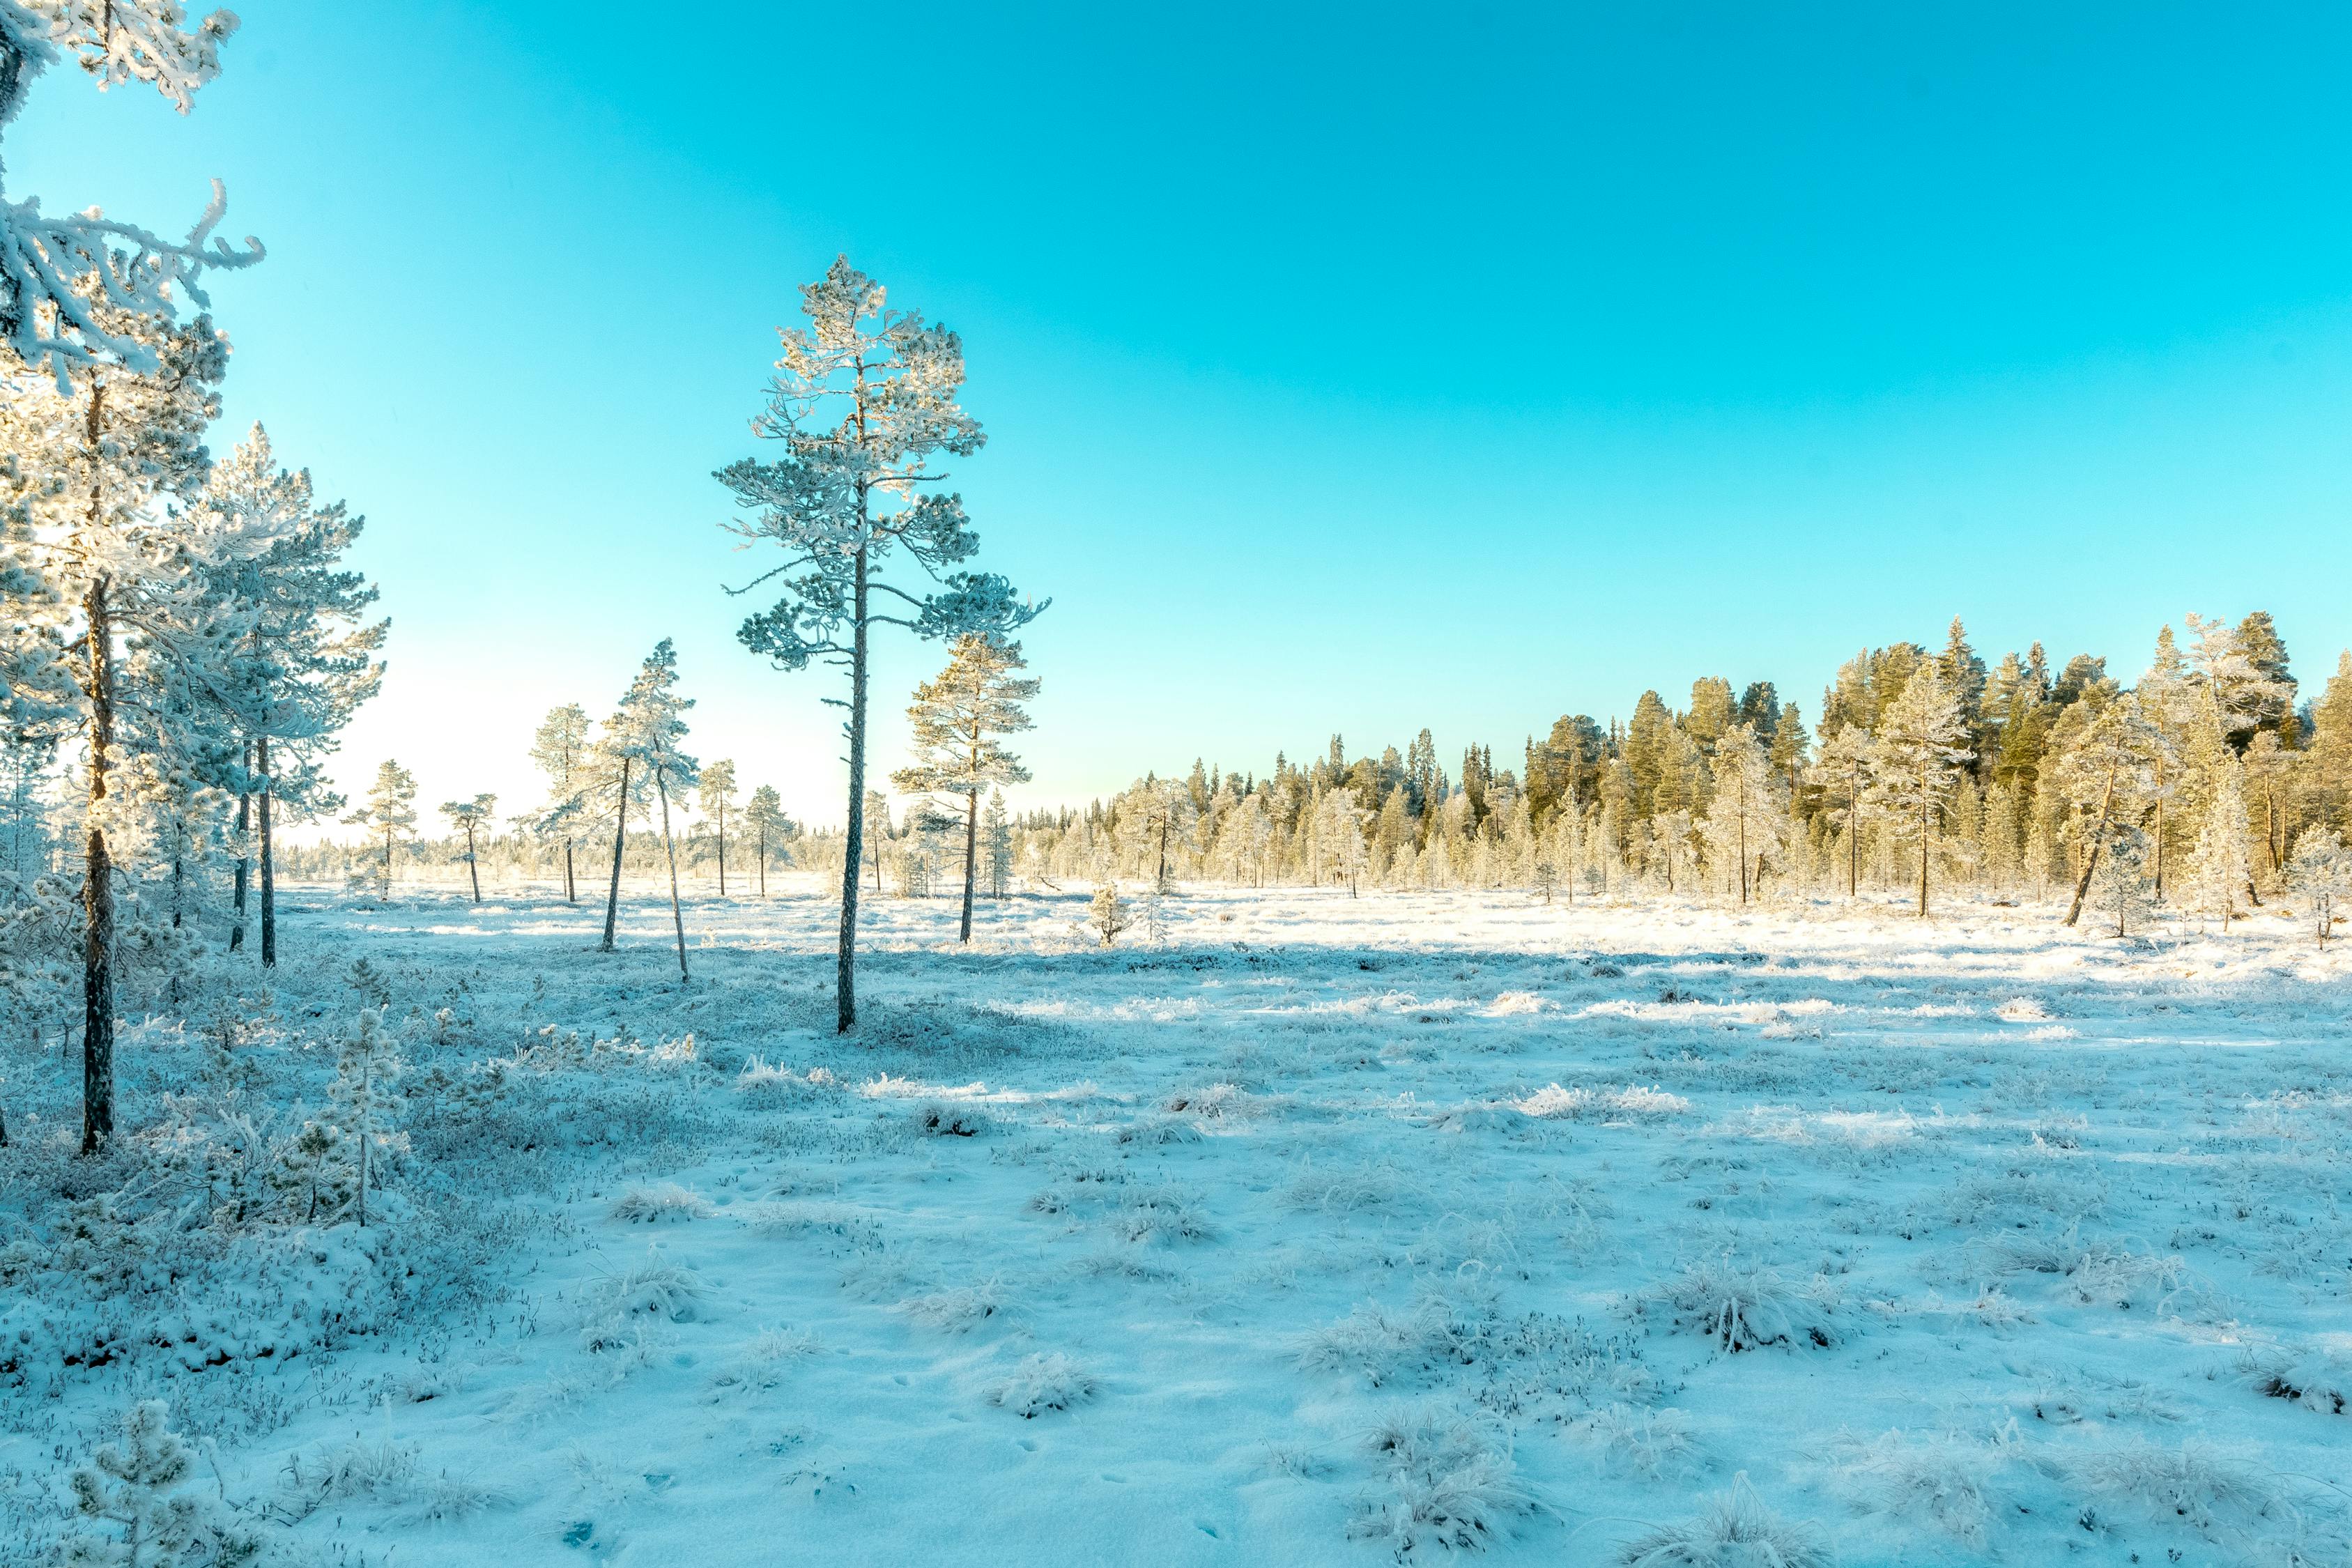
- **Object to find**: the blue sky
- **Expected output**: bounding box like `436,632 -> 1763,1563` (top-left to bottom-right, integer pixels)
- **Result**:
16,3 -> 2352,828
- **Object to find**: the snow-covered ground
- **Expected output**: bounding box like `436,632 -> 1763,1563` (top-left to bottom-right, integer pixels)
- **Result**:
5,879 -> 2350,1566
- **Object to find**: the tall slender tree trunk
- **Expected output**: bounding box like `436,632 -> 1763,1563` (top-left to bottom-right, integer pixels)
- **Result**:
656,770 -> 688,982
838,544 -> 868,1032
2151,755 -> 2167,900
229,744 -> 252,952
602,758 -> 631,951
465,823 -> 481,901
758,825 -> 767,896
79,378 -> 115,1155
1846,776 -> 1860,898
258,736 -> 277,967
1737,783 -> 1749,905
716,807 -> 727,897
1916,790 -> 1931,916
960,789 -> 979,942
564,839 -> 576,902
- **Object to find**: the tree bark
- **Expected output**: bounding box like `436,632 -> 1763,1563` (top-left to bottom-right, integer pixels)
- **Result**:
716,805 -> 726,898
82,572 -> 115,1155
757,824 -> 767,896
229,744 -> 252,952
1846,774 -> 1860,898
602,757 -> 630,951
838,544 -> 868,1032
2062,764 -> 2116,926
465,822 -> 481,902
657,769 -> 688,982
1916,789 -> 1930,917
258,735 -> 277,967
564,839 -> 576,902
960,788 -> 979,941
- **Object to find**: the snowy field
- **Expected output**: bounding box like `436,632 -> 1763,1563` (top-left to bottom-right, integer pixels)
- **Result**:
5,879 -> 2351,1567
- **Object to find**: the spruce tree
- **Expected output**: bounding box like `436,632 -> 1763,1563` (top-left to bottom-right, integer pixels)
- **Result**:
716,257 -> 1042,1032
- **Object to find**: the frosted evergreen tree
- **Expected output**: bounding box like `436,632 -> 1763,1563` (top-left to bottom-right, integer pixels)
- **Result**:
2285,827 -> 2347,944
742,783 -> 792,896
528,702 -> 590,901
346,759 -> 416,900
889,634 -> 1038,941
2185,751 -> 2252,932
1809,724 -> 1871,898
1315,785 -> 1368,896
981,788 -> 1013,898
438,793 -> 495,902
328,1007 -> 403,1229
697,756 -> 737,896
1088,881 -> 1131,947
2086,824 -> 2154,938
0,1 -> 263,386
199,423 -> 383,967
2052,695 -> 2165,926
1865,661 -> 1973,916
717,257 -> 1043,1031
1700,723 -> 1784,904
0,302 -> 224,1150
605,640 -> 698,981
62,1399 -> 266,1567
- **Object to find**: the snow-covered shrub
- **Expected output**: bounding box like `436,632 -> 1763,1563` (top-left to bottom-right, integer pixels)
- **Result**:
1973,1225 -> 2191,1311
1283,1162 -> 1411,1214
1830,1424 -> 2023,1548
1642,1255 -> 1840,1352
2067,1438 -> 2277,1534
892,1278 -> 1010,1333
2232,1341 -> 2349,1415
1346,1404 -> 1532,1556
61,1400 -> 276,1566
607,1183 -> 712,1224
276,1432 -> 421,1518
1112,1184 -> 1213,1245
1516,1083 -> 1689,1121
582,1254 -> 707,1330
735,1058 -> 842,1104
1577,1404 -> 1700,1480
1163,1082 -> 1256,1119
267,1008 -> 408,1228
707,1326 -> 825,1398
1116,1115 -> 1203,1146
985,1351 -> 1100,1417
914,1101 -> 992,1138
1616,1474 -> 1829,1567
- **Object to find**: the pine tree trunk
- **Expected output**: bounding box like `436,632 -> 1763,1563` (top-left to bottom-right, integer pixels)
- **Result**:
257,736 -> 279,967
758,825 -> 767,896
2151,758 -> 2167,900
657,770 -> 688,982
466,824 -> 481,901
838,544 -> 868,1032
1847,776 -> 1860,898
564,839 -> 576,902
229,746 -> 252,953
602,757 -> 630,951
960,789 -> 978,942
1916,791 -> 1930,917
716,808 -> 726,898
82,569 -> 116,1155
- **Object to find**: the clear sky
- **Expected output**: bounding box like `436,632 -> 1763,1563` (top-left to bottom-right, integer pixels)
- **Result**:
15,3 -> 2352,831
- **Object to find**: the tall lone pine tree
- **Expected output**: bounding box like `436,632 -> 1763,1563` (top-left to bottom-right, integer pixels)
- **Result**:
718,257 -> 1042,1031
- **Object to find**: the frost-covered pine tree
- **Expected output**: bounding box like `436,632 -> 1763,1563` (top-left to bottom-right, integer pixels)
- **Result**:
0,302 -> 224,1150
2285,827 -> 2347,944
696,756 -> 737,896
0,1 -> 263,386
346,759 -> 416,900
199,423 -> 384,967
889,634 -> 1038,941
981,788 -> 1013,899
2184,750 -> 2252,932
1808,724 -> 1871,898
1315,785 -> 1369,896
604,640 -> 697,980
1088,881 -> 1131,947
62,1399 -> 264,1567
1700,723 -> 1785,905
438,793 -> 495,902
2086,824 -> 2154,938
528,702 -> 590,902
1865,663 -> 1973,916
2052,694 -> 2165,925
742,783 -> 791,897
329,1007 -> 403,1229
716,258 -> 1043,1031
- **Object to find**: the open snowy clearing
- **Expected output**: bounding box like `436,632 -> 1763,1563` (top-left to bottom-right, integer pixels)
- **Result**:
5,879 -> 2350,1566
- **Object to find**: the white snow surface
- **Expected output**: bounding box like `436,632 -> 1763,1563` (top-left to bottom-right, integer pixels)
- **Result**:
5,879 -> 2351,1565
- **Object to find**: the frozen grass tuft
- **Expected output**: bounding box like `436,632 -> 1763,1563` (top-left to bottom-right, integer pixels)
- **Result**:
277,1433 -> 421,1516
893,1277 -> 1012,1333
1577,1404 -> 1700,1480
2233,1341 -> 2350,1415
606,1182 -> 713,1224
1831,1424 -> 2023,1547
2067,1437 -> 2277,1533
914,1100 -> 993,1137
1643,1255 -> 1840,1352
1112,1184 -> 1214,1245
583,1254 -> 708,1325
1346,1404 -> 1534,1556
736,1057 -> 843,1102
1617,1474 -> 1829,1567
1517,1083 -> 1689,1121
985,1351 -> 1100,1417
707,1325 -> 826,1397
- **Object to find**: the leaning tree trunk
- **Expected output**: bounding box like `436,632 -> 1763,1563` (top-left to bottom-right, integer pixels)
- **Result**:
837,544 -> 869,1033
959,788 -> 979,942
258,735 -> 278,967
601,757 -> 631,951
2062,765 -> 2116,926
82,571 -> 116,1155
656,769 -> 689,982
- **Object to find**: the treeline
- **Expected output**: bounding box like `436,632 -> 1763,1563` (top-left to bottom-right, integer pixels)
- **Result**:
834,613 -> 2349,932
